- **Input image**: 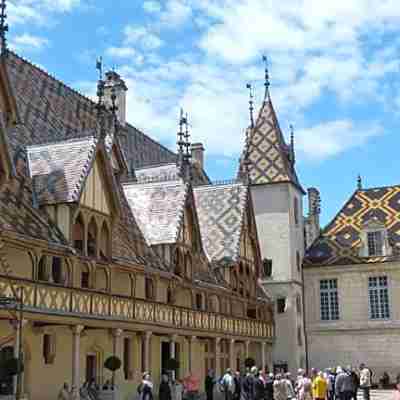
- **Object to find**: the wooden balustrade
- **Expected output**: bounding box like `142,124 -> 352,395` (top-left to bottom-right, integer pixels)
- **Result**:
0,276 -> 273,340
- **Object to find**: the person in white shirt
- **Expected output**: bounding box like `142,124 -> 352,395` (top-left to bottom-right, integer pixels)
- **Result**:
359,364 -> 371,400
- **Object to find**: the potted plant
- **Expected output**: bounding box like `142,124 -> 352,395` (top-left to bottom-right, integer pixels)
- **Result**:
104,356 -> 122,388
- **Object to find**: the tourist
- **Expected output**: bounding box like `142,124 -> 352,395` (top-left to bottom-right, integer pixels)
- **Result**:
254,371 -> 266,400
394,375 -> 400,400
283,373 -> 295,399
205,369 -> 216,400
58,382 -> 70,400
349,366 -> 359,400
159,374 -> 172,400
265,373 -> 274,400
184,372 -> 200,400
138,373 -> 154,400
335,367 -> 354,400
324,368 -> 335,400
221,368 -> 236,400
359,364 -> 371,400
242,367 -> 257,400
312,371 -> 327,400
233,371 -> 242,400
296,370 -> 312,400
173,379 -> 184,400
272,374 -> 287,400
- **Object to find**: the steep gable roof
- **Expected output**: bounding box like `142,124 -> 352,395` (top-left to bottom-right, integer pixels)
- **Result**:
304,185 -> 400,267
240,95 -> 303,191
123,179 -> 188,246
193,182 -> 248,263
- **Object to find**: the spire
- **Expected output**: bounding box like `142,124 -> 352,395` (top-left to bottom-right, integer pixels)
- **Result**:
289,124 -> 295,166
246,83 -> 255,128
96,57 -> 107,140
262,55 -> 270,101
177,108 -> 185,165
357,174 -> 363,190
176,109 -> 192,181
110,85 -> 119,136
0,0 -> 8,56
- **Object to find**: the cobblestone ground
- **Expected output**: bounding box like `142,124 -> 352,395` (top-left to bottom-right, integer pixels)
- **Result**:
357,389 -> 395,399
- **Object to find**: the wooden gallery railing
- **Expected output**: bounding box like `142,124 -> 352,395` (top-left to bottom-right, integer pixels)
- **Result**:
0,276 -> 273,340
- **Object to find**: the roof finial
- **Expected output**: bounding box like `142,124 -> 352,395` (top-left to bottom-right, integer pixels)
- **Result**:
96,57 -> 107,139
96,56 -> 103,81
246,83 -> 255,128
262,55 -> 270,101
290,124 -> 295,166
0,0 -> 9,57
357,174 -> 362,190
177,108 -> 186,165
110,86 -> 119,136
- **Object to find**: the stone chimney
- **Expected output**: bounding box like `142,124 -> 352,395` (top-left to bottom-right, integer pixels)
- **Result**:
104,71 -> 128,126
191,143 -> 205,169
305,187 -> 321,248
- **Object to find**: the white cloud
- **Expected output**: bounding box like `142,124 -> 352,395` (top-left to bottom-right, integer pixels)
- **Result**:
124,25 -> 164,50
143,1 -> 161,13
10,33 -> 50,52
160,0 -> 192,27
106,46 -> 136,59
296,120 -> 383,161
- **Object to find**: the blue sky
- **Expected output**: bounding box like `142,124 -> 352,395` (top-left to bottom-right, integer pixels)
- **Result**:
7,0 -> 400,226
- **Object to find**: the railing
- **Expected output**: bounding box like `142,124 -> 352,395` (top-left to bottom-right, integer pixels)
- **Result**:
0,276 -> 273,340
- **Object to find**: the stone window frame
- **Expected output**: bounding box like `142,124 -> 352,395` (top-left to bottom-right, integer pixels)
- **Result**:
319,278 -> 340,321
368,275 -> 391,320
359,219 -> 391,258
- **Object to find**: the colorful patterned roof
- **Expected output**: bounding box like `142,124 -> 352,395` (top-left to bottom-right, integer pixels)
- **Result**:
304,185 -> 400,266
240,96 -> 302,190
193,182 -> 248,263
27,136 -> 97,205
123,180 -> 188,246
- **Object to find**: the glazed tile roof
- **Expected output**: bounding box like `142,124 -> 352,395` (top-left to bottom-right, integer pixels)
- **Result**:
123,180 -> 188,246
193,182 -> 248,263
304,185 -> 400,266
0,177 -> 68,246
4,51 -> 176,172
239,95 -> 302,190
27,136 -> 97,205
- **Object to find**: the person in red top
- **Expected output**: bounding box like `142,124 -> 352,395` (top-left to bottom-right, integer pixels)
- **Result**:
184,372 -> 200,400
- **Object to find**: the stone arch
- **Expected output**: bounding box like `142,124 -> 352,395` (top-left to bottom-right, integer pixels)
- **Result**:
87,217 -> 98,257
79,261 -> 91,289
99,221 -> 111,261
95,266 -> 109,292
72,212 -> 85,253
37,255 -> 49,281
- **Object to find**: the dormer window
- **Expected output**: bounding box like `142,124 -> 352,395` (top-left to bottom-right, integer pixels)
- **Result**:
367,231 -> 383,256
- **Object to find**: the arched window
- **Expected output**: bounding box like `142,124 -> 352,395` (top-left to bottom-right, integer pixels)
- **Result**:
87,218 -> 98,258
38,256 -> 48,281
99,222 -> 110,261
145,277 -> 155,300
51,257 -> 64,285
174,249 -> 182,276
72,213 -> 84,253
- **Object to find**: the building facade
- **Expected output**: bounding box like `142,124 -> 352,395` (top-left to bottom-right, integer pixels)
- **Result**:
0,48 -> 274,400
304,184 -> 400,379
238,88 -> 307,373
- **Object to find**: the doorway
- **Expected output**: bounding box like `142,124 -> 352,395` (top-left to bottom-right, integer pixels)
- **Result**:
0,346 -> 14,395
86,354 -> 97,383
161,342 -> 180,379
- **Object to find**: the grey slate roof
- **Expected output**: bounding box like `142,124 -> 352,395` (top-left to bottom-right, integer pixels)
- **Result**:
27,136 -> 97,205
123,180 -> 188,246
193,182 -> 248,263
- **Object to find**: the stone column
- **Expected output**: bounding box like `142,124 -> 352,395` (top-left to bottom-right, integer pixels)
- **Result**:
11,319 -> 26,396
189,336 -> 196,373
71,325 -> 84,400
245,340 -> 250,358
229,339 -> 235,371
170,334 -> 177,380
215,338 -> 221,377
112,329 -> 124,385
143,331 -> 152,373
261,342 -> 267,372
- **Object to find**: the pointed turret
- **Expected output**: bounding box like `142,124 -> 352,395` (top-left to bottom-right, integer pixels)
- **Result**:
239,58 -> 303,192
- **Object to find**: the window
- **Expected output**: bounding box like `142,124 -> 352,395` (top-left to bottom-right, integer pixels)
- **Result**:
73,214 -> 84,253
38,256 -> 48,281
296,295 -> 302,315
195,293 -> 203,310
87,218 -> 98,257
277,298 -> 286,314
123,337 -> 132,380
81,268 -> 90,289
247,307 -> 257,319
369,276 -> 390,319
294,198 -> 299,226
167,287 -> 174,304
297,326 -> 303,346
51,257 -> 63,284
367,231 -> 383,256
320,279 -> 339,321
262,259 -> 272,277
145,278 -> 155,300
296,251 -> 301,272
43,334 -> 55,364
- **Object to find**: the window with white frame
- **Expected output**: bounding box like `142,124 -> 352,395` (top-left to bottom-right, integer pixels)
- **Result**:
369,276 -> 390,319
320,279 -> 339,321
367,231 -> 384,256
